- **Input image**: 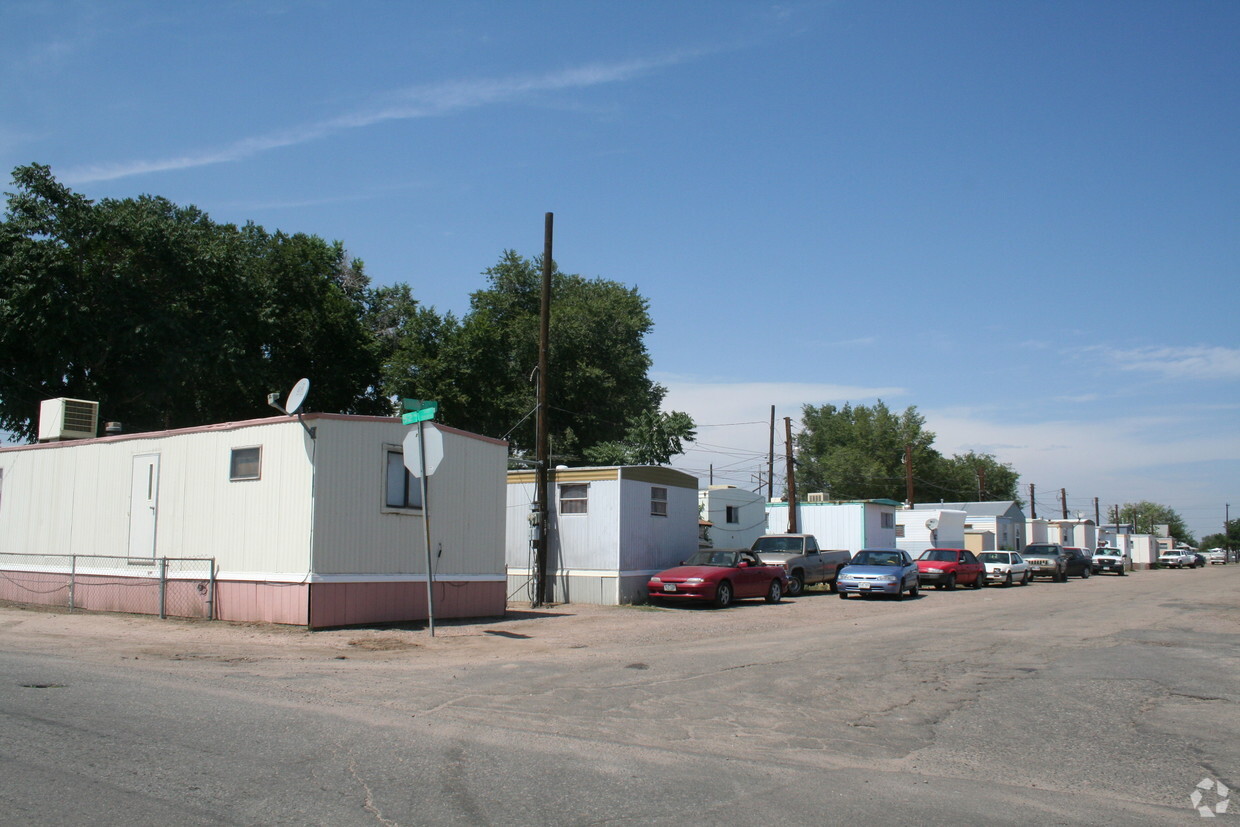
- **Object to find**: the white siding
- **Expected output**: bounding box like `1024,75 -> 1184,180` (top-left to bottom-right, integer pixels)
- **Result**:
311,419 -> 506,577
698,487 -> 767,548
0,416 -> 506,582
896,508 -> 967,554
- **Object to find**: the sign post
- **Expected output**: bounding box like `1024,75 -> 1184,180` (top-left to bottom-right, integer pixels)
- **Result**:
402,399 -> 440,635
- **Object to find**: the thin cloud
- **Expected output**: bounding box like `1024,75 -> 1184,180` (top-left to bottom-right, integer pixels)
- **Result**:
1092,345 -> 1240,381
61,51 -> 703,185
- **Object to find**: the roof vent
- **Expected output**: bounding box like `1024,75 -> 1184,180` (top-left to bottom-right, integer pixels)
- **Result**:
38,398 -> 100,442
807,492 -> 825,503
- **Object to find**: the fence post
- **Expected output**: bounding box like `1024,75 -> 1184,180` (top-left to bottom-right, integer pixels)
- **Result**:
207,558 -> 216,621
159,557 -> 167,619
69,554 -> 76,613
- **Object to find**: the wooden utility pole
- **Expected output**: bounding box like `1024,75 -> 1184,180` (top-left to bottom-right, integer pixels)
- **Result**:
532,213 -> 553,608
1029,484 -> 1037,519
905,444 -> 914,505
1094,497 -> 1100,526
784,417 -> 798,533
1060,488 -> 1068,519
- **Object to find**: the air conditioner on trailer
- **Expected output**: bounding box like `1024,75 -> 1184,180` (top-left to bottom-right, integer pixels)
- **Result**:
37,398 -> 100,441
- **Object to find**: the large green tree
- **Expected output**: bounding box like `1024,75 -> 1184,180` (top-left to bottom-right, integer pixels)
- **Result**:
0,164 -> 386,438
381,250 -> 692,462
794,400 -> 1021,504
795,400 -> 940,501
1115,501 -> 1195,546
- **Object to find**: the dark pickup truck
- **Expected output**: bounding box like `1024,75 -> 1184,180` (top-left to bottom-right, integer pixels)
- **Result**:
750,534 -> 852,596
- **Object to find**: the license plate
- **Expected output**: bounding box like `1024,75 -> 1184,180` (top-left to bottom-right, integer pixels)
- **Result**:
859,583 -> 870,590
663,583 -> 677,592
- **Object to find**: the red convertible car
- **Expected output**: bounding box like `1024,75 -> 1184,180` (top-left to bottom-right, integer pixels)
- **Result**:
648,549 -> 787,608
915,547 -> 986,590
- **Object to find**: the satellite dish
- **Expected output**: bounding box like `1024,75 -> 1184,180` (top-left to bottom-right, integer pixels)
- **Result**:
925,517 -> 940,530
285,378 -> 310,416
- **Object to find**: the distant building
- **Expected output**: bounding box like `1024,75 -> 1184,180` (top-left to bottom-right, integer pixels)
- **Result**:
698,485 -> 767,549
917,501 -> 1027,550
765,499 -> 901,552
505,466 -> 699,605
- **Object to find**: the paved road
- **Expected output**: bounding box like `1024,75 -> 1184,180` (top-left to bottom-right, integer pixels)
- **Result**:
1,565 -> 1237,825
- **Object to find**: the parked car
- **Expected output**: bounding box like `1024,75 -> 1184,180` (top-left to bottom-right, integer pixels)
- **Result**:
750,534 -> 851,596
1192,552 -> 1207,568
1207,548 -> 1228,565
1157,549 -> 1198,569
915,548 -> 986,590
837,549 -> 920,600
977,551 -> 1032,586
1022,543 -> 1068,582
1061,547 -> 1093,579
1091,546 -> 1129,576
648,548 -> 787,608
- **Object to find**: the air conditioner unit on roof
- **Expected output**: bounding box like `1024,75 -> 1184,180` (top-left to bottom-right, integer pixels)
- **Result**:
807,492 -> 825,503
38,398 -> 100,441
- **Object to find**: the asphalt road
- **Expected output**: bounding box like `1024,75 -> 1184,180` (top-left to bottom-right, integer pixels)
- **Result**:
1,564 -> 1237,825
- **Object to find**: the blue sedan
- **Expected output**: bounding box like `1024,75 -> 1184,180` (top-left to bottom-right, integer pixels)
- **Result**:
837,549 -> 920,600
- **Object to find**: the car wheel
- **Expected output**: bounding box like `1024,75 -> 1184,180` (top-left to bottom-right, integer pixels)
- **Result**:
786,573 -> 804,597
714,581 -> 733,609
1020,571 -> 1031,586
894,584 -> 905,601
972,572 -> 984,590
1082,567 -> 1090,579
765,579 -> 782,604
1004,572 -> 1013,587
1119,568 -> 1126,576
828,576 -> 839,594
945,574 -> 957,591
838,590 -> 849,600
909,579 -> 919,598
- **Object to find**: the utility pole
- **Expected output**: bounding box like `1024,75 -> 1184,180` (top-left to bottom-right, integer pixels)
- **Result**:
905,444 -> 914,505
784,417 -> 798,533
532,213 -> 553,608
1060,488 -> 1068,519
1094,497 -> 1100,526
1029,484 -> 1036,519
768,405 -> 775,503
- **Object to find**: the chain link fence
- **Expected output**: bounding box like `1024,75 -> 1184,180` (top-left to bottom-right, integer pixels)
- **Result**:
0,553 -> 216,620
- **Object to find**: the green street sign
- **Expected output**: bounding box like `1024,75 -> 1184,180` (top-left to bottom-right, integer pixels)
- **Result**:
401,398 -> 438,424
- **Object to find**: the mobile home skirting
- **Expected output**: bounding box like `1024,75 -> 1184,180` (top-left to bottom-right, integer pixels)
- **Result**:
0,565 -> 506,628
506,568 -> 655,606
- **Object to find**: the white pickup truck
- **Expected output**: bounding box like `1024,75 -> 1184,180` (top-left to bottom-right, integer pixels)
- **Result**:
1157,549 -> 1198,569
750,534 -> 851,596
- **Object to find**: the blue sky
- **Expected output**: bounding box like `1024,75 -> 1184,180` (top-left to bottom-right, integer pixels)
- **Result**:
3,1 -> 1237,540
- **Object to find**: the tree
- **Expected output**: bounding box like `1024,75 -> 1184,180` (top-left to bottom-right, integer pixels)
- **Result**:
584,410 -> 697,466
795,400 -> 940,501
926,451 -> 1021,503
1199,519 -> 1240,552
1116,501 -> 1195,546
381,250 -> 690,462
0,164 -> 386,439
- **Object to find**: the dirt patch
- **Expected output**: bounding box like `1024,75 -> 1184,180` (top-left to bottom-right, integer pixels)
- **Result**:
347,636 -> 421,651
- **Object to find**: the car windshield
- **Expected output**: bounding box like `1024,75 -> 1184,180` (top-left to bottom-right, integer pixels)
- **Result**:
919,550 -> 958,562
683,550 -> 739,568
851,551 -> 903,567
978,553 -> 1009,563
751,537 -> 801,553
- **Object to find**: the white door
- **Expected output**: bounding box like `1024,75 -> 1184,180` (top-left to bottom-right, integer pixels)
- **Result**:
128,454 -> 160,558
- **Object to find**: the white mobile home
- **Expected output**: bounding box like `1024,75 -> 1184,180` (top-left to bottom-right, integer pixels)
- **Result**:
506,466 -> 699,605
765,499 -> 901,552
698,485 -> 767,549
918,501 -> 1027,550
0,413 -> 508,628
895,508 -> 967,555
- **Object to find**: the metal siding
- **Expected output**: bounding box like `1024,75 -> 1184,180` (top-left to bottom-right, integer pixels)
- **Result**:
619,480 -> 698,572
311,419 -> 505,577
0,423 -> 313,575
698,487 -> 767,548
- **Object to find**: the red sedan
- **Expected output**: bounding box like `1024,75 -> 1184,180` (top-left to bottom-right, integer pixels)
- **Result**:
648,549 -> 787,608
916,548 -> 986,590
